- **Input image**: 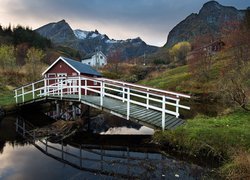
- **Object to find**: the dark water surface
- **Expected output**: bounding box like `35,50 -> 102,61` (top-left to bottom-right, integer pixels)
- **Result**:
0,116 -> 209,179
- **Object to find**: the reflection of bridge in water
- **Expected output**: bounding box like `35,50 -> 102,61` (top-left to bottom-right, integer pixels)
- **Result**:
15,117 -> 165,179
15,117 -> 206,179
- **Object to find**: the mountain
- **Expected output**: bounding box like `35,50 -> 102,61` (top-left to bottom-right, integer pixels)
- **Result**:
165,1 -> 246,47
36,20 -> 158,60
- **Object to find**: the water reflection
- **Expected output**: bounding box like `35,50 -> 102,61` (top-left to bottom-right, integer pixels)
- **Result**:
14,117 -> 206,179
0,116 -> 208,179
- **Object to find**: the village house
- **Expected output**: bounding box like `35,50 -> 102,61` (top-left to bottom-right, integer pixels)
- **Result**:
42,56 -> 102,95
187,40 -> 225,61
81,51 -> 107,68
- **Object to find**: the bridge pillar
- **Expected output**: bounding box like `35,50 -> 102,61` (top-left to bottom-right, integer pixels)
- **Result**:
56,101 -> 60,119
80,104 -> 90,130
72,104 -> 76,120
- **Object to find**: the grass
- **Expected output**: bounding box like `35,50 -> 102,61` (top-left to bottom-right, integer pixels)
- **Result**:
0,85 -> 15,107
153,109 -> 250,178
139,65 -> 191,92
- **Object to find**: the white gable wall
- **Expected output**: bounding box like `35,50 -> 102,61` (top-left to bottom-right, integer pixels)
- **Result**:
81,51 -> 107,68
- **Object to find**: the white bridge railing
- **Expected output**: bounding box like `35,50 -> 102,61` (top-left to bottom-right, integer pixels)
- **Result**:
14,76 -> 190,130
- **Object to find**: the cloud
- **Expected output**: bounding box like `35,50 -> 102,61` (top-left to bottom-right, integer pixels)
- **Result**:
0,0 -> 249,46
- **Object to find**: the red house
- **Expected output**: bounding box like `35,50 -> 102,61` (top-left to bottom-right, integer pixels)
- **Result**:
42,56 -> 102,95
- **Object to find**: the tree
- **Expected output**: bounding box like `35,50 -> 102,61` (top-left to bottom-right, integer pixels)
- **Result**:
107,49 -> 122,73
217,12 -> 250,111
169,41 -> 191,65
188,47 -> 213,82
218,60 -> 250,111
25,47 -> 45,81
188,34 -> 215,82
0,45 -> 16,71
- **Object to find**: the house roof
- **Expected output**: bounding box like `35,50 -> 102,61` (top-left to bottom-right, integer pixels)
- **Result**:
42,56 -> 102,77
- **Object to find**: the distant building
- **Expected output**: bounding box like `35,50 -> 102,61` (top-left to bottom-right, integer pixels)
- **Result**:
187,40 -> 225,61
81,51 -> 107,68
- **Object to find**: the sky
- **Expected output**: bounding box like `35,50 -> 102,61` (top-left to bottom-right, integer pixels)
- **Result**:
0,0 -> 249,47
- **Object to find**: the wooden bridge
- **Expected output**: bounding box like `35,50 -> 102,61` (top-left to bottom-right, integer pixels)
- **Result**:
14,76 -> 190,130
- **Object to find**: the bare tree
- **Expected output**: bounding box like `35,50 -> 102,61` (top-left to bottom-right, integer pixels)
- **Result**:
107,49 -> 122,74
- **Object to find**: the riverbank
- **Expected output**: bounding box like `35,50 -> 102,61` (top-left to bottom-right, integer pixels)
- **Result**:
0,86 -> 19,116
153,109 -> 250,179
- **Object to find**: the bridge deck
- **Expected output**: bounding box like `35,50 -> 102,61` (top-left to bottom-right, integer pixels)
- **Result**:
45,94 -> 185,130
15,76 -> 190,130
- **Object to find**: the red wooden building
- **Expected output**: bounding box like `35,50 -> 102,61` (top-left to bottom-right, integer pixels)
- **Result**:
42,56 -> 102,95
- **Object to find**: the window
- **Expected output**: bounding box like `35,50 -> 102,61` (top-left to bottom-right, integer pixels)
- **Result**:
100,55 -> 103,59
57,73 -> 67,85
88,62 -> 91,65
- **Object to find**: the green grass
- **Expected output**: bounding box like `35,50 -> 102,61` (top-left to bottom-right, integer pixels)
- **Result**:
139,65 -> 191,91
154,109 -> 250,157
0,86 -> 15,107
153,109 -> 250,178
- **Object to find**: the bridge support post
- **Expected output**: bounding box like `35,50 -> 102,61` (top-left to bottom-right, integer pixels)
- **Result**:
72,104 -> 76,120
56,102 -> 60,119
162,96 -> 166,131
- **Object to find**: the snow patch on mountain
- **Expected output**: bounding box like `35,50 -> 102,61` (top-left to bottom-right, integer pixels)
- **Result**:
106,39 -> 118,44
74,29 -> 88,39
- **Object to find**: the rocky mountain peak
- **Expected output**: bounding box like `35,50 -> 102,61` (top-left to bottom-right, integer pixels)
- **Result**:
200,1 -> 222,11
165,1 -> 246,47
36,19 -> 76,44
36,20 -> 158,60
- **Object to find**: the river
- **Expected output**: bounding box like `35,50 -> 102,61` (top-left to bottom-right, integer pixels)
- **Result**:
0,115 -> 212,179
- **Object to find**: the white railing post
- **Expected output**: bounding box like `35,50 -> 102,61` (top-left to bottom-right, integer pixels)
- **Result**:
78,76 -> 81,101
122,84 -> 125,102
32,83 -> 35,99
100,81 -> 103,106
127,88 -> 130,120
84,79 -> 87,95
60,81 -> 63,100
146,89 -> 149,109
176,96 -> 180,118
15,90 -> 18,103
44,78 -> 47,96
103,82 -> 105,97
22,87 -> 24,103
162,96 -> 166,131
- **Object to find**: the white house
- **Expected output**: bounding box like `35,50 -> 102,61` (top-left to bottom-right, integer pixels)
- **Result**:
81,51 -> 107,68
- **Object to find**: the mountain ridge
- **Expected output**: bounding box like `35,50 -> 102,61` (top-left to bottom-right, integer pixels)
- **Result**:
36,20 -> 158,60
165,1 -> 246,47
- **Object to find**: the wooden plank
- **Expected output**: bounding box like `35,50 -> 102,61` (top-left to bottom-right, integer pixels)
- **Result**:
169,120 -> 185,129
132,110 -> 160,120
19,94 -> 185,130
167,119 -> 185,129
165,117 -> 181,128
